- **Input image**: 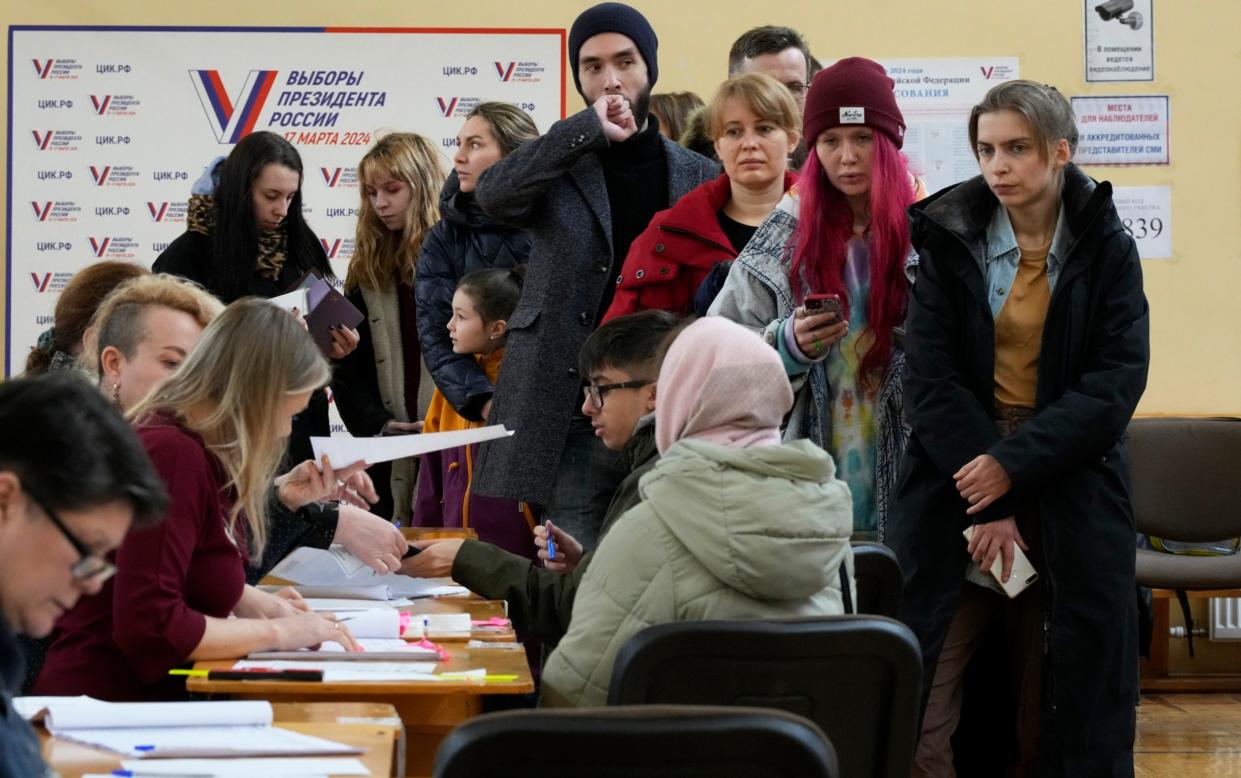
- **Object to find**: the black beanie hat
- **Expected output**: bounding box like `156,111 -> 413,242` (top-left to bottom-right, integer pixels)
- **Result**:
568,3 -> 659,97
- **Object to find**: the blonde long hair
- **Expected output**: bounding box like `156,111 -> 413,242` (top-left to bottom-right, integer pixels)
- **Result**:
348,132 -> 446,292
128,299 -> 330,559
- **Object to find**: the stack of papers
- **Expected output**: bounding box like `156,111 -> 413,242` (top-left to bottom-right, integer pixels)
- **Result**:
15,698 -> 360,759
232,659 -> 440,683
85,757 -> 369,776
249,638 -> 441,661
267,547 -> 467,600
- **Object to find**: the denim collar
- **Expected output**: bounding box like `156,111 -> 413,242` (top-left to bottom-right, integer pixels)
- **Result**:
985,204 -> 1072,276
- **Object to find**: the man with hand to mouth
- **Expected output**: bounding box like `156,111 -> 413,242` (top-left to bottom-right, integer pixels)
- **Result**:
471,2 -> 718,552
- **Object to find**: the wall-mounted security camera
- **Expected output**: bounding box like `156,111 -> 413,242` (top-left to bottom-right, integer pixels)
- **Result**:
1095,0 -> 1144,30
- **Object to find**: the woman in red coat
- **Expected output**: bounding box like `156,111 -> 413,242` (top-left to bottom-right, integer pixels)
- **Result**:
602,72 -> 798,321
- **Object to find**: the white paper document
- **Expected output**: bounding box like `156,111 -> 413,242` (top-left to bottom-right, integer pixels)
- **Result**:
267,546 -> 468,600
269,287 -> 310,315
111,757 -> 370,776
303,597 -> 413,611
17,697 -> 271,728
329,608 -> 401,639
233,659 -> 439,682
24,698 -> 359,759
310,425 -> 513,468
248,637 -> 440,661
54,724 -> 361,759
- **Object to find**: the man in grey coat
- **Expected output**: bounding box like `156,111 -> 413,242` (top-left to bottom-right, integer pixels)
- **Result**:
472,2 -> 718,548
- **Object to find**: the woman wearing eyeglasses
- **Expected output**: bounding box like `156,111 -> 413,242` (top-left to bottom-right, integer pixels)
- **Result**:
0,374 -> 167,773
36,300 -> 362,702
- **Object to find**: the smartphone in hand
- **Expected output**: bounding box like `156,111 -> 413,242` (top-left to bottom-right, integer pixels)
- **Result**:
805,293 -> 845,322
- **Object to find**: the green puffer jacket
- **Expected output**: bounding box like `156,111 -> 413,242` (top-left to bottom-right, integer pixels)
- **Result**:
541,437 -> 854,707
449,420 -> 658,647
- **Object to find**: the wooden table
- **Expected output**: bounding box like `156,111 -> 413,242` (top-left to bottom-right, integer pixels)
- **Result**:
189,628 -> 534,776
40,702 -> 401,777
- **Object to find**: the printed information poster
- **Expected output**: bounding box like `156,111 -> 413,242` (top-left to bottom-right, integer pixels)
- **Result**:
8,26 -> 565,377
1112,185 -> 1172,259
1072,95 -> 1169,165
1084,0 -> 1155,82
877,58 -> 1019,196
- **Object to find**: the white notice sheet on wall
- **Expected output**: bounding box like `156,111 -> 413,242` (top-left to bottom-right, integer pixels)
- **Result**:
1111,186 -> 1172,259
1084,0 -> 1155,82
1072,95 -> 1169,165
876,58 -> 1019,196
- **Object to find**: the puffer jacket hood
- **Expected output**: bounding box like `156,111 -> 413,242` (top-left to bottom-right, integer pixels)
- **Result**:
639,437 -> 852,600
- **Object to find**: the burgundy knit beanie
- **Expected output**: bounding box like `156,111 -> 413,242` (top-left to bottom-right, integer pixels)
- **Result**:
803,57 -> 905,149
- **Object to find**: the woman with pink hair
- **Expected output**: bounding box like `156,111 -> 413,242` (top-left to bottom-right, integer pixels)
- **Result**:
710,56 -> 920,538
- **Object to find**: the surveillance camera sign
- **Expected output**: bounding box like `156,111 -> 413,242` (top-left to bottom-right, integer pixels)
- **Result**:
1084,0 -> 1155,82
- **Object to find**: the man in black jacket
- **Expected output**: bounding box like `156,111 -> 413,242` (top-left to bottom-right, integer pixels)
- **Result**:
471,3 -> 718,550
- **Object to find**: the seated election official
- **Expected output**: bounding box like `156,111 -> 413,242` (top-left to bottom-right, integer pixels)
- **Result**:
540,316 -> 853,707
87,275 -> 402,581
0,374 -> 167,775
36,300 -> 360,701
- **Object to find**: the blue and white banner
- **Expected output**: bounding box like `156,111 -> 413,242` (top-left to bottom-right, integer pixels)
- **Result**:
8,25 -> 566,375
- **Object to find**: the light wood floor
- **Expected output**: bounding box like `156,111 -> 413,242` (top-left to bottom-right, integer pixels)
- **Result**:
1136,694 -> 1241,775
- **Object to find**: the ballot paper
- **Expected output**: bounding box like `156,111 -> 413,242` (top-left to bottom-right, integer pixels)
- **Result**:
248,637 -> 441,661
302,597 -> 413,610
267,546 -> 468,600
268,287 -> 309,315
17,698 -> 360,759
310,425 -> 513,468
99,757 -> 370,776
328,608 -> 401,639
233,659 -> 439,683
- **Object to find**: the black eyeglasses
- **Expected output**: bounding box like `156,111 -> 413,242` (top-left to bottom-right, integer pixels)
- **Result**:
786,82 -> 812,97
27,491 -> 116,583
583,380 -> 654,410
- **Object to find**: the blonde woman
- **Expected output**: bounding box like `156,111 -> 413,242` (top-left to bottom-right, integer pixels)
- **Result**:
415,102 -> 537,424
37,300 -> 362,701
89,274 -> 406,583
333,132 -> 446,521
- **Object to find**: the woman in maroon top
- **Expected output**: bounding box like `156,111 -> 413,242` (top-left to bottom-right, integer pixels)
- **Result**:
36,300 -> 361,701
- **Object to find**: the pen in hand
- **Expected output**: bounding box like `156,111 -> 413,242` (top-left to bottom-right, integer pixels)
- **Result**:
545,519 -> 557,561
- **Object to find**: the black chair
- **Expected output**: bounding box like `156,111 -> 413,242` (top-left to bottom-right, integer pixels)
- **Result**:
851,541 -> 904,617
433,705 -> 839,778
608,617 -> 922,778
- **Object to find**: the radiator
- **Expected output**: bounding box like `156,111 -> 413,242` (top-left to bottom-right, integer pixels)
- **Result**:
1209,598 -> 1241,641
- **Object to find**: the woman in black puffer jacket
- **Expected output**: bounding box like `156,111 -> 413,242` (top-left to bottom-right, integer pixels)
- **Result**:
416,102 -> 538,422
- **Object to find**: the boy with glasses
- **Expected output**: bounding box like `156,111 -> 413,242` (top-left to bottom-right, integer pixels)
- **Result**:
403,311 -> 679,647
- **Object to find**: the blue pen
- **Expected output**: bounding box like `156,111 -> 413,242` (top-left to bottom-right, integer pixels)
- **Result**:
545,519 -> 557,561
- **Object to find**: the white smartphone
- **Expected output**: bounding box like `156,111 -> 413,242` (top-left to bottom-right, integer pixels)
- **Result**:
962,525 -> 1039,599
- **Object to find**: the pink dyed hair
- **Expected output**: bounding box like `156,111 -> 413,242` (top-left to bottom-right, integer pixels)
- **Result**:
789,131 -> 914,384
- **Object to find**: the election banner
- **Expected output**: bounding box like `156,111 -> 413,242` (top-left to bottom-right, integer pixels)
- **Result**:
8,25 -> 566,380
